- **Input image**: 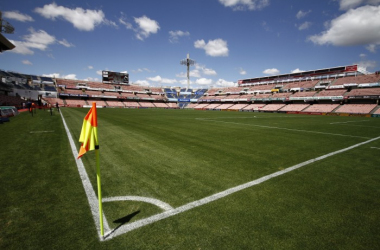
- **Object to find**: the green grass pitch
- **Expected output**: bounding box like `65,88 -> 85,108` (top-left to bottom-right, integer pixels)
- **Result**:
1,107 -> 380,249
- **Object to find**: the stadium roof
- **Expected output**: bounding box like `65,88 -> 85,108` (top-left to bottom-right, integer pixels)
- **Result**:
238,65 -> 360,85
0,33 -> 15,52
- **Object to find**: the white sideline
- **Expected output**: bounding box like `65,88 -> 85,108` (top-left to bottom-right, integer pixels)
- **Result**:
197,118 -> 370,139
104,135 -> 380,240
60,111 -> 111,240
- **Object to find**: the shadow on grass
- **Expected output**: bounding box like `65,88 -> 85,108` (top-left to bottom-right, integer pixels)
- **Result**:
104,210 -> 141,239
113,210 -> 141,225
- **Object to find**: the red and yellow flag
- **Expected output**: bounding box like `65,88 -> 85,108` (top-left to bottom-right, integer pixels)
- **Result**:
77,103 -> 99,159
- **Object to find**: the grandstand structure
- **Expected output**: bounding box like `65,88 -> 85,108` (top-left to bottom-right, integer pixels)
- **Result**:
1,64 -> 380,116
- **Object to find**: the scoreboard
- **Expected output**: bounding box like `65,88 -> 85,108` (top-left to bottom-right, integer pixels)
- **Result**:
102,71 -> 129,85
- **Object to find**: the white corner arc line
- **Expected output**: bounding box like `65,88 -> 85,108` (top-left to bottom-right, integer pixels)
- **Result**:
103,196 -> 174,211
60,111 -> 111,240
104,135 -> 380,240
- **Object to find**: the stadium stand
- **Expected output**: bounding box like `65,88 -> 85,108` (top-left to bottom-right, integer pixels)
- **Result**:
279,104 -> 310,112
334,104 -> 377,114
241,104 -> 266,111
65,99 -> 87,107
303,104 -> 340,113
217,103 -> 234,110
228,104 -> 248,110
260,104 -> 286,111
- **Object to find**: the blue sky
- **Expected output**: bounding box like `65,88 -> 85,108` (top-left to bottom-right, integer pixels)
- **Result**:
1,0 -> 379,88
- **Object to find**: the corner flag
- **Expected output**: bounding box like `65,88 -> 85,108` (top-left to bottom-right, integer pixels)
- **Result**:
77,102 -> 104,237
77,103 -> 99,159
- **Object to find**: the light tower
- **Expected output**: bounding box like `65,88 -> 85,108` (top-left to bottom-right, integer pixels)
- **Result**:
180,53 -> 196,89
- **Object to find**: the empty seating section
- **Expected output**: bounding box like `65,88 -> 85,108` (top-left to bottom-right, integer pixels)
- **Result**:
124,102 -> 140,107
138,102 -> 156,108
332,74 -> 380,85
335,104 -> 377,114
260,104 -> 285,111
271,92 -> 292,99
43,97 -> 65,106
107,101 -> 125,107
315,89 -> 346,96
216,104 -> 234,109
241,104 -> 266,111
228,104 -> 248,110
194,103 -> 209,109
205,104 -> 221,109
291,91 -> 317,97
154,103 -> 169,108
65,99 -> 87,107
283,80 -> 319,90
65,89 -> 84,95
346,88 -> 380,96
373,108 -> 380,114
166,103 -> 178,108
303,104 -> 340,113
279,104 -> 310,112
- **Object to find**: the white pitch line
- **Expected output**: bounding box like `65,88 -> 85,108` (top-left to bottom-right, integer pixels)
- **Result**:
29,131 -> 55,133
104,135 -> 380,240
371,147 -> 380,150
103,196 -> 174,211
198,119 -> 370,139
60,111 -> 111,240
330,120 -> 370,124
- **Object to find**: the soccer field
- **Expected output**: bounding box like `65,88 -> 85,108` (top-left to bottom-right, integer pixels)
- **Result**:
2,108 -> 380,249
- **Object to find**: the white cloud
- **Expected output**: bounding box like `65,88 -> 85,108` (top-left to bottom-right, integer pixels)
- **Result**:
338,0 -> 380,10
96,70 -> 103,75
239,68 -> 247,75
366,44 -> 377,53
135,80 -> 150,86
22,60 -> 33,65
296,10 -> 311,19
263,68 -> 280,75
88,66 -> 94,69
9,40 -> 34,55
147,75 -> 177,84
9,28 -> 73,55
298,21 -> 312,30
196,64 -> 217,76
134,15 -> 160,40
195,78 -> 213,85
169,30 -> 190,43
42,73 -> 60,78
308,5 -> 380,51
194,39 -> 229,57
218,0 -> 270,11
58,39 -> 74,48
35,3 -> 105,31
3,11 -> 34,22
215,79 -> 236,87
359,53 -> 366,58
356,60 -> 377,70
291,68 -> 305,73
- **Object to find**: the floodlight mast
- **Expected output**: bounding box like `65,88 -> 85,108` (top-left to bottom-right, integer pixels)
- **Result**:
180,53 -> 195,89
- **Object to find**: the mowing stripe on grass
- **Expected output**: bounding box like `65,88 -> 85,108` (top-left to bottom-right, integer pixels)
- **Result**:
104,135 -> 380,240
60,111 -> 111,240
103,196 -> 174,211
197,118 -> 370,139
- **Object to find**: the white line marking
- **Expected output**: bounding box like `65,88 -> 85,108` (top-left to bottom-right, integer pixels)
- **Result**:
103,196 -> 174,211
60,111 -> 111,240
29,131 -> 54,133
371,147 -> 380,150
104,135 -> 380,240
330,120 -> 370,124
198,119 -> 370,139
